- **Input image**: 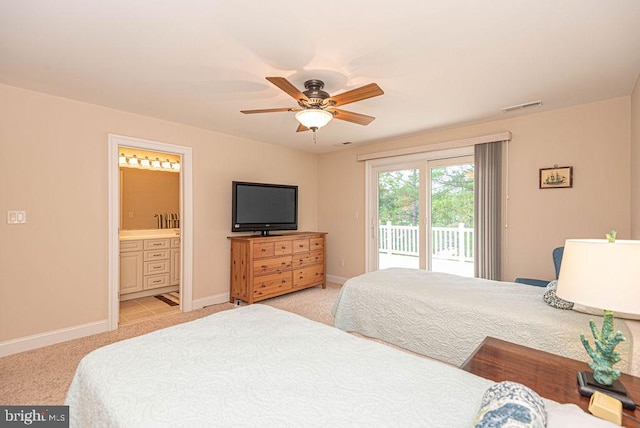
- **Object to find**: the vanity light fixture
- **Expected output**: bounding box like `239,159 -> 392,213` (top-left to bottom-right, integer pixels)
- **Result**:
119,153 -> 180,173
127,155 -> 139,166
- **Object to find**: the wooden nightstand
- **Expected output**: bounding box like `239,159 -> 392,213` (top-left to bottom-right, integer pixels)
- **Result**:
461,337 -> 640,427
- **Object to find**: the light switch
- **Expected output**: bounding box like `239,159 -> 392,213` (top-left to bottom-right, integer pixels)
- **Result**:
7,211 -> 27,224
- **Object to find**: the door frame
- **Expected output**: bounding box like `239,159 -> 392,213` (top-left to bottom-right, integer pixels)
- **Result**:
107,134 -> 193,330
364,146 -> 473,272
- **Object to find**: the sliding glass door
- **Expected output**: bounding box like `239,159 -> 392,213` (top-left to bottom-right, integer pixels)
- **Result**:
367,148 -> 474,276
377,166 -> 422,270
428,157 -> 474,276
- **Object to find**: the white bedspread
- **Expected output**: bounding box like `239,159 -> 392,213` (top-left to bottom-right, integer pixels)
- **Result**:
65,305 -> 613,427
332,268 -> 635,376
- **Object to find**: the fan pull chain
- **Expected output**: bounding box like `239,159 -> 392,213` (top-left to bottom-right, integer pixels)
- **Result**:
313,129 -> 317,144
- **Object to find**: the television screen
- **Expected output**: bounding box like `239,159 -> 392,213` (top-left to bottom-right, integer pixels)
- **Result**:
232,181 -> 298,235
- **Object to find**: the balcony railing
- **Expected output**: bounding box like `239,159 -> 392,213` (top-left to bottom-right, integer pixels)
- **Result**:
378,222 -> 474,262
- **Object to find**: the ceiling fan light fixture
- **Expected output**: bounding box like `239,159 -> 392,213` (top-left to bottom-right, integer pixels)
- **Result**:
295,109 -> 333,130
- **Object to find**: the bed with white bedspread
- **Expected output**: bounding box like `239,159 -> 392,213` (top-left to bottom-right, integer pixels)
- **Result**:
332,268 -> 638,376
65,304 -> 614,427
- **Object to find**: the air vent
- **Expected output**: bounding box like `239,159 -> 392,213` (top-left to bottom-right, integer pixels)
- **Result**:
332,141 -> 353,147
501,100 -> 543,113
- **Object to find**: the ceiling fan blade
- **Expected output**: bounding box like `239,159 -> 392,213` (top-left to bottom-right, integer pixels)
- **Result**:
327,83 -> 384,107
331,109 -> 376,125
241,107 -> 299,114
296,123 -> 310,132
266,77 -> 309,102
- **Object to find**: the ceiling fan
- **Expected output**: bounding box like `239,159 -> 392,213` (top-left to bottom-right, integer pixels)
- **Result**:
241,77 -> 384,139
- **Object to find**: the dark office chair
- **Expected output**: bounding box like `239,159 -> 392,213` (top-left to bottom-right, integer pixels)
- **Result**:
514,247 -> 564,287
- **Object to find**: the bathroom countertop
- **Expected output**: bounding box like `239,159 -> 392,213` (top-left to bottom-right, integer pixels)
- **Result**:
119,229 -> 180,241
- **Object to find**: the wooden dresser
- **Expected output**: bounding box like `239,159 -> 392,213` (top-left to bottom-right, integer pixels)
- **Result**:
229,232 -> 327,304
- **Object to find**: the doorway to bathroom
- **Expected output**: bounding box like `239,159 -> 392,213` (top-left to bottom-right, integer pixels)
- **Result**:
119,148 -> 181,325
108,134 -> 193,331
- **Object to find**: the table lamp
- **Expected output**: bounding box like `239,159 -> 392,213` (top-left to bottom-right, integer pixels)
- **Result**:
556,237 -> 640,410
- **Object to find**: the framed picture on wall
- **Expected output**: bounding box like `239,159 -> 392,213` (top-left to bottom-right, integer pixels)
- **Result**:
539,165 -> 573,189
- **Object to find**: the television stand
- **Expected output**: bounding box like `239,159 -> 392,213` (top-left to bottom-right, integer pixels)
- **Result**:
228,232 -> 327,304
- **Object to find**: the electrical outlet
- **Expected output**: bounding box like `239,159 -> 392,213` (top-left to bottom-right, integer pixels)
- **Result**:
339,259 -> 345,267
7,211 -> 27,224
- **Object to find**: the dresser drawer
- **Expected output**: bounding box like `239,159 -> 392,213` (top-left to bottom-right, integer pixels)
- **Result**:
144,238 -> 170,250
293,250 -> 324,268
253,271 -> 293,298
292,238 -> 310,254
273,240 -> 292,256
120,240 -> 143,252
144,273 -> 171,289
310,237 -> 324,251
253,255 -> 292,275
144,249 -> 170,261
294,264 -> 325,288
144,260 -> 170,275
253,242 -> 274,258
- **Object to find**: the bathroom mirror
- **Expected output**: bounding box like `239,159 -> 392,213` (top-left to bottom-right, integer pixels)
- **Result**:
120,168 -> 180,230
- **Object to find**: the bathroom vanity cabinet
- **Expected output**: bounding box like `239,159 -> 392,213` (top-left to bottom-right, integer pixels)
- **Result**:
120,232 -> 180,300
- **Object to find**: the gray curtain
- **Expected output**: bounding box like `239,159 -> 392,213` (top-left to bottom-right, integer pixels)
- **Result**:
474,142 -> 502,280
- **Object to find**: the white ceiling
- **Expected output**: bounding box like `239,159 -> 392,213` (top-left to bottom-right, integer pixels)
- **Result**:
1,1 -> 640,154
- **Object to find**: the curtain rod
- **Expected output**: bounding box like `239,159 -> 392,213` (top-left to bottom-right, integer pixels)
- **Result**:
356,131 -> 512,162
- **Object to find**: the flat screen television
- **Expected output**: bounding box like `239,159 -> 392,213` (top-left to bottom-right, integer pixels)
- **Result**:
231,181 -> 298,236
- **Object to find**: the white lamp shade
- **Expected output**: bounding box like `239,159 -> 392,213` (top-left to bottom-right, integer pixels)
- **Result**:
556,239 -> 640,315
295,109 -> 333,129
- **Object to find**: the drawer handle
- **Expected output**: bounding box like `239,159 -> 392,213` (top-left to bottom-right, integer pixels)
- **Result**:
152,279 -> 162,284
281,246 -> 286,249
153,253 -> 163,257
281,280 -> 286,284
261,249 -> 266,252
152,243 -> 162,246
298,244 -> 304,248
261,265 -> 267,269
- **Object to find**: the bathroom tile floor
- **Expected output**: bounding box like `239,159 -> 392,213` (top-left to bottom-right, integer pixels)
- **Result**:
119,296 -> 180,326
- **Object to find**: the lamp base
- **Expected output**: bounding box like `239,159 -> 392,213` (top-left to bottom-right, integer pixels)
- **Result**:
577,371 -> 636,410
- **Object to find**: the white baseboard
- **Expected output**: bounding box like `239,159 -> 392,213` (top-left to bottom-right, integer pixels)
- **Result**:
0,320 -> 109,358
326,274 -> 348,285
192,292 -> 231,310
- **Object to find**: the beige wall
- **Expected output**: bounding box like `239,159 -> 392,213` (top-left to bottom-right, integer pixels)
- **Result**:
120,168 -> 180,230
631,75 -> 640,239
1,81 -> 634,346
0,84 -> 319,342
319,97 -> 631,283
